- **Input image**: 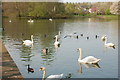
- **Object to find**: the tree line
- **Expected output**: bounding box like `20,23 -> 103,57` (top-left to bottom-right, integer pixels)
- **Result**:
2,2 -> 119,18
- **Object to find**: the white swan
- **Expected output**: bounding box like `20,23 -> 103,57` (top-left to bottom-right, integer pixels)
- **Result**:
101,35 -> 107,41
77,48 -> 100,64
28,19 -> 34,23
49,18 -> 52,21
9,20 -> 11,23
39,67 -> 63,80
23,35 -> 33,46
54,36 -> 60,47
55,31 -> 61,39
104,37 -> 115,49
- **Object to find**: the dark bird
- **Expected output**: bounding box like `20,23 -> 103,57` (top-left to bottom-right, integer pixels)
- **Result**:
87,37 -> 89,40
73,32 -> 77,34
21,33 -> 24,36
80,34 -> 83,36
41,48 -> 49,54
95,35 -> 99,39
44,34 -> 47,38
65,73 -> 72,78
2,27 -> 5,31
64,36 -> 68,38
27,64 -> 34,73
76,35 -> 79,39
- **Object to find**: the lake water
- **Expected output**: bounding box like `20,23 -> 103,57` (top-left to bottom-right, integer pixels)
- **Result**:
2,17 -> 118,78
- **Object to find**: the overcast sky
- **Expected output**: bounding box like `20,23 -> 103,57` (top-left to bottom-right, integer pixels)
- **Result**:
62,0 -> 118,3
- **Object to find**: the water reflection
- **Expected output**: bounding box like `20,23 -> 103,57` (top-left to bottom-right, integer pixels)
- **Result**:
19,45 -> 34,62
41,47 -> 55,63
78,63 -> 100,73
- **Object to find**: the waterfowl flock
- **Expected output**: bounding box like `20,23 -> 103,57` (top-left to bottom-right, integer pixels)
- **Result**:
4,19 -> 117,78
21,31 -> 115,79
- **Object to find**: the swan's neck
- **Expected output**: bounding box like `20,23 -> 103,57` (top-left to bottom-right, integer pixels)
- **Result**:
58,31 -> 61,35
31,36 -> 33,43
55,36 -> 58,42
42,70 -> 46,80
104,39 -> 107,45
79,49 -> 82,60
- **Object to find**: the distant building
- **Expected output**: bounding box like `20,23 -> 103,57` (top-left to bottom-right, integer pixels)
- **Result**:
89,7 -> 97,13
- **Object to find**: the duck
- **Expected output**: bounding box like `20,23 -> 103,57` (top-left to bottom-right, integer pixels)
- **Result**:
80,34 -> 83,36
77,48 -> 100,64
104,37 -> 115,49
39,67 -> 63,80
41,48 -> 49,54
27,64 -> 34,73
23,35 -> 33,46
95,35 -> 99,39
86,37 -> 89,40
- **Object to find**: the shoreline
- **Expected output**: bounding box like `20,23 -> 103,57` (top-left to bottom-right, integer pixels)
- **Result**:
0,40 -> 23,79
3,15 -> 118,20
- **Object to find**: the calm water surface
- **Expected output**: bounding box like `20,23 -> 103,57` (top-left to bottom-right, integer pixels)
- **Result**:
2,17 -> 118,78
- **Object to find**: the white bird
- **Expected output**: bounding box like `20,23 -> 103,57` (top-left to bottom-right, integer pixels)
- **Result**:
55,31 -> 61,40
39,67 -> 63,80
54,36 -> 60,47
77,48 -> 100,64
23,35 -> 33,46
104,37 -> 115,49
9,20 -> 12,23
101,35 -> 107,41
49,18 -> 52,21
28,19 -> 34,23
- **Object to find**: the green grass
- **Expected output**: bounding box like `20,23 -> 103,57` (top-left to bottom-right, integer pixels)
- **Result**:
73,14 -> 118,19
97,15 -> 118,19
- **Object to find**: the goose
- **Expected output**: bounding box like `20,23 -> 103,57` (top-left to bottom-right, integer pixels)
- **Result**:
39,67 -> 63,80
27,64 -> 34,73
54,36 -> 60,47
101,35 -> 107,41
77,48 -> 100,64
104,37 -> 115,49
23,35 -> 33,46
49,18 -> 52,21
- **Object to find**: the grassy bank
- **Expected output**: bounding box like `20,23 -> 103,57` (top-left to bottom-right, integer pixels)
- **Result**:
96,15 -> 118,19
73,14 -> 118,19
